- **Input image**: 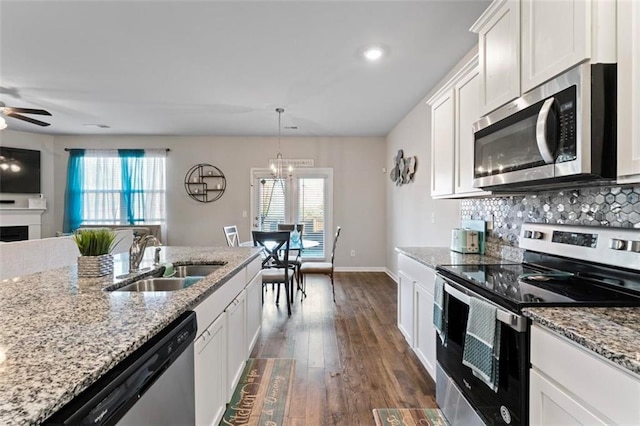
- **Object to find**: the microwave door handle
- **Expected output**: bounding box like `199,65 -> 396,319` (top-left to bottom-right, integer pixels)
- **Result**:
536,98 -> 556,164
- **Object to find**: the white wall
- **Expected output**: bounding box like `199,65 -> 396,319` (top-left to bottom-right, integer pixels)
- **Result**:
0,130 -> 56,238
384,49 -> 482,276
52,135 -> 386,269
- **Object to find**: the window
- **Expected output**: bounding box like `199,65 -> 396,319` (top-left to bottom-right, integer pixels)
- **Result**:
252,169 -> 332,259
63,149 -> 166,232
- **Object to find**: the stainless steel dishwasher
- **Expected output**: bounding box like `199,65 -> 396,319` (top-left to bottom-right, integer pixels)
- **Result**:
45,311 -> 197,426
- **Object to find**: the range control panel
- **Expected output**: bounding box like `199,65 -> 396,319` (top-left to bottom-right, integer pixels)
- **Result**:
520,223 -> 640,271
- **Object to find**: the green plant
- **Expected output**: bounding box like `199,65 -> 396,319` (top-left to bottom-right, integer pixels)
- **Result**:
73,229 -> 118,256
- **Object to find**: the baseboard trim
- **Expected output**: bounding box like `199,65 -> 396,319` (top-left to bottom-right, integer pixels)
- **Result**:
334,267 -> 386,272
385,268 -> 398,282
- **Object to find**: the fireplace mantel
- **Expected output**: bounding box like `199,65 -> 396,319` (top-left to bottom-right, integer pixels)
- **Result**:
0,208 -> 46,240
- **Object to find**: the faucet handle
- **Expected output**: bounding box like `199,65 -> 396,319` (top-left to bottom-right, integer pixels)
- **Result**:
154,247 -> 161,265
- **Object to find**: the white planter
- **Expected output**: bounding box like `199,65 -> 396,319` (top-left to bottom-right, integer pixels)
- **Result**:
77,254 -> 114,278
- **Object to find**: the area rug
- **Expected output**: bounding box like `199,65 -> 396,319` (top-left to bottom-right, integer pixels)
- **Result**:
373,408 -> 449,426
221,358 -> 295,426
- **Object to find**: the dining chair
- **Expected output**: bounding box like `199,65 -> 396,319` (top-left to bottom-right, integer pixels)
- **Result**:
277,223 -> 304,285
300,226 -> 341,302
252,230 -> 295,315
223,225 -> 239,247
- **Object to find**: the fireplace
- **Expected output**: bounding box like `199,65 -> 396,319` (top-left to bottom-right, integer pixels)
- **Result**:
0,226 -> 29,242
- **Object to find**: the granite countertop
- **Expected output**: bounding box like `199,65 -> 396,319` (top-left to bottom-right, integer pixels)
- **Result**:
395,246 -> 506,269
0,246 -> 262,426
523,307 -> 640,377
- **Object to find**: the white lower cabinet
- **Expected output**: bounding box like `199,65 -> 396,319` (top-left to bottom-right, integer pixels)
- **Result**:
226,290 -> 246,399
193,257 -> 263,426
245,269 -> 262,355
397,270 -> 415,344
413,279 -> 436,380
195,313 -> 227,426
397,253 -> 437,382
530,324 -> 640,425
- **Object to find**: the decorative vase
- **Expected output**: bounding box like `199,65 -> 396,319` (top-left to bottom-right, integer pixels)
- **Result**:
77,254 -> 114,278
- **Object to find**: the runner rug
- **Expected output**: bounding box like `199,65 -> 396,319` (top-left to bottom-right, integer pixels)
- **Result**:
221,358 -> 295,426
373,408 -> 449,426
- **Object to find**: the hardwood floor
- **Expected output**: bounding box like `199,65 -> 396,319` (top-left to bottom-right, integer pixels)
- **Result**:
250,272 -> 438,425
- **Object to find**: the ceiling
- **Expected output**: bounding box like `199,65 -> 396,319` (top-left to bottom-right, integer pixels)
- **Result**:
0,0 -> 489,137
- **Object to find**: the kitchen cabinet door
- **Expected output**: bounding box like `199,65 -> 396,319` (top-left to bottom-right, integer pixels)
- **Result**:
473,0 -> 520,115
430,89 -> 455,197
397,270 -> 414,345
226,290 -> 247,400
414,278 -> 436,382
454,62 -> 488,196
617,0 -> 640,184
195,314 -> 227,426
521,0 -> 589,93
245,269 -> 262,356
530,370 -> 609,425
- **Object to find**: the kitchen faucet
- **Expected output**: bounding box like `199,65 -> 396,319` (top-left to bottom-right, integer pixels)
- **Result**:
129,234 -> 162,273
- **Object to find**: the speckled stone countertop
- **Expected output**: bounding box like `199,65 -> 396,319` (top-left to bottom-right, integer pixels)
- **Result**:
395,247 -> 506,269
0,246 -> 261,426
523,307 -> 640,377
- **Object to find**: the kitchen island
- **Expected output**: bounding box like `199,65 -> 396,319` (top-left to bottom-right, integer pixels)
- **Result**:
0,246 -> 261,425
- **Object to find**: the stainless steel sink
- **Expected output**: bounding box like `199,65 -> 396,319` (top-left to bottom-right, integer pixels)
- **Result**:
115,278 -> 197,292
173,264 -> 224,278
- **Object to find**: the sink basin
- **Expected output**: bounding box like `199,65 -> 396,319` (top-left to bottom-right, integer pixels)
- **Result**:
114,278 -> 199,292
173,264 -> 224,278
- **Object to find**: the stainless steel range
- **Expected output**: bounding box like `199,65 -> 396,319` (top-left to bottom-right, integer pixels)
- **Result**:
435,223 -> 640,426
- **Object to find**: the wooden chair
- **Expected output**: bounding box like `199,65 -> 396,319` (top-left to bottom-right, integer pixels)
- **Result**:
223,225 -> 239,247
277,223 -> 304,284
252,230 -> 295,315
300,226 -> 341,302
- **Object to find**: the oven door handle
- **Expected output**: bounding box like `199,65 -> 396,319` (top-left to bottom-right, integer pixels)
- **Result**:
442,279 -> 528,333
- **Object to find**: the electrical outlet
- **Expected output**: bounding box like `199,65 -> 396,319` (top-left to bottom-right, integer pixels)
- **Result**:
486,215 -> 494,230
350,249 -> 356,257
242,210 -> 247,218
431,212 -> 436,224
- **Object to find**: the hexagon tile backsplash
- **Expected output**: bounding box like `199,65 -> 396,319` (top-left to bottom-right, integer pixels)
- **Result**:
460,185 -> 640,253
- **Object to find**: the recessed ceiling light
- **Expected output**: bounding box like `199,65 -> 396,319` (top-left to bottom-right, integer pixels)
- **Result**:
83,124 -> 110,129
363,47 -> 384,62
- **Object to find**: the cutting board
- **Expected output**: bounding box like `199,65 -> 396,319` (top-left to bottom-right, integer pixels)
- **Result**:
461,219 -> 486,254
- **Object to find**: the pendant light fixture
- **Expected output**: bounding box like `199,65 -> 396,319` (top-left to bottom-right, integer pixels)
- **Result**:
270,107 -> 293,180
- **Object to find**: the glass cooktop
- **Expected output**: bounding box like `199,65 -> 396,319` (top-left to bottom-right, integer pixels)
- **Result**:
437,263 -> 640,312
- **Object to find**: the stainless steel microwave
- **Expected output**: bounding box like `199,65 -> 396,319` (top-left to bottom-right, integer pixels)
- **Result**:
472,63 -> 617,191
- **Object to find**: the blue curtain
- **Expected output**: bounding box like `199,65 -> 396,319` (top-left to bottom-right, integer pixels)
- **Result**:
62,149 -> 85,233
119,149 -> 145,224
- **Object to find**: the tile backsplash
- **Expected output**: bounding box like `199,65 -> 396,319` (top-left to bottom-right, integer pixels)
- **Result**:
460,185 -> 640,258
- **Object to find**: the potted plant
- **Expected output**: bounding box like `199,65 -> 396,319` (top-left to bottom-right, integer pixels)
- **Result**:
73,228 -> 118,278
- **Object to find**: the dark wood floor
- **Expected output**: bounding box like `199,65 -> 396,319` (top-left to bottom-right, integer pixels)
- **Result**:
250,272 -> 438,425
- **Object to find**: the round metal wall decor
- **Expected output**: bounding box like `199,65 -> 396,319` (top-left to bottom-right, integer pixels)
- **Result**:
184,164 -> 226,203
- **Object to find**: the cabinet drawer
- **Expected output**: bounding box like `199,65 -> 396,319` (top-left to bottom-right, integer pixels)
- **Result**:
530,324 -> 640,425
246,257 -> 261,284
398,254 -> 435,293
194,271 -> 244,334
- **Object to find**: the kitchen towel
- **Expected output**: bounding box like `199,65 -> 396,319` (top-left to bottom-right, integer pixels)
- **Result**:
462,297 -> 501,392
433,277 -> 447,345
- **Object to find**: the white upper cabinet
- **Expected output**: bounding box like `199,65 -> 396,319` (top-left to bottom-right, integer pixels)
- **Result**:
521,0 -> 589,93
454,59 -> 488,196
427,53 -> 489,199
429,89 -> 455,197
472,0 -> 520,116
617,0 -> 640,184
472,0 -> 616,115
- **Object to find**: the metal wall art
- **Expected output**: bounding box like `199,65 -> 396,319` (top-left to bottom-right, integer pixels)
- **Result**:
390,149 -> 417,186
184,163 -> 226,203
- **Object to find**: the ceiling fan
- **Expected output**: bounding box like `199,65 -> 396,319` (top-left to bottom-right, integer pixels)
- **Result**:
0,102 -> 51,127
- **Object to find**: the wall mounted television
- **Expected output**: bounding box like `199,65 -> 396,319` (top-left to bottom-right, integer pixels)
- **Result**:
0,146 -> 41,194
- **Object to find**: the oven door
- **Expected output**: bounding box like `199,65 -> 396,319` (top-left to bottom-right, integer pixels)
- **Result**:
436,274 -> 530,426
